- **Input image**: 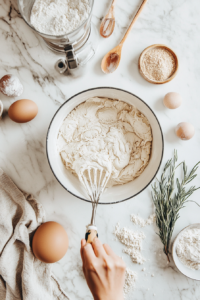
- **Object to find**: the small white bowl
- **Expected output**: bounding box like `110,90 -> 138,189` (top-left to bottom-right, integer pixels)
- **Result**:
172,223 -> 200,280
46,87 -> 164,204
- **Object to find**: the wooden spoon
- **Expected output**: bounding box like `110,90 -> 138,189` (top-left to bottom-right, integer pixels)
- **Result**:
101,0 -> 148,74
100,0 -> 117,38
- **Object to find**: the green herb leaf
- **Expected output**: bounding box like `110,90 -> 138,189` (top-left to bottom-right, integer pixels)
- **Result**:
151,150 -> 200,262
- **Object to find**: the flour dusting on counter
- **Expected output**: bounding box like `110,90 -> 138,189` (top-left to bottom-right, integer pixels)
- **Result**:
124,268 -> 137,296
57,97 -> 152,187
131,214 -> 156,227
176,228 -> 200,270
114,223 -> 146,264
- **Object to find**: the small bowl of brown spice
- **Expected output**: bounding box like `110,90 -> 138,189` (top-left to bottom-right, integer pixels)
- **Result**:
138,44 -> 178,84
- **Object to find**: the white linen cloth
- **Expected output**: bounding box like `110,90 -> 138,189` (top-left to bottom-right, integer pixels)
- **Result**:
0,168 -> 70,300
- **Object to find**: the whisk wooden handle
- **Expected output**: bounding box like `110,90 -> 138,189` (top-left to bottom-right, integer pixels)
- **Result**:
85,225 -> 98,244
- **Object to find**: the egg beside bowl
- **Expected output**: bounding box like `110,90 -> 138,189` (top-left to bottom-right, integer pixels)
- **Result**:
46,87 -> 164,204
8,99 -> 38,123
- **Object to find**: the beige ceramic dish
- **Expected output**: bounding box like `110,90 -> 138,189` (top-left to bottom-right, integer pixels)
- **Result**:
138,44 -> 179,84
172,223 -> 200,281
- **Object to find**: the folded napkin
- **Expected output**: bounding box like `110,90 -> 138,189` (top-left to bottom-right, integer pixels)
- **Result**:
0,168 -> 70,300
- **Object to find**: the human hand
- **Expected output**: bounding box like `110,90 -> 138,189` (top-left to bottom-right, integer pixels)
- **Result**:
80,238 -> 126,300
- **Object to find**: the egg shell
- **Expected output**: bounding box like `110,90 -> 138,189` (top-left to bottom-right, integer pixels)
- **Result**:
163,92 -> 182,109
8,99 -> 38,123
0,74 -> 23,97
175,122 -> 195,140
32,221 -> 68,263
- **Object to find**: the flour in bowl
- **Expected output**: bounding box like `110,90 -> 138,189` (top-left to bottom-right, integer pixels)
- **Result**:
30,0 -> 91,35
57,97 -> 152,187
176,227 -> 200,270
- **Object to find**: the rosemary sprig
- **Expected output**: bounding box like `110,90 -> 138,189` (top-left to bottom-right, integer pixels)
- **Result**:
151,150 -> 200,262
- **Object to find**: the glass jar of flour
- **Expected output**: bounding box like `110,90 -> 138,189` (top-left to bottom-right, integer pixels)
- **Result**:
18,0 -> 98,75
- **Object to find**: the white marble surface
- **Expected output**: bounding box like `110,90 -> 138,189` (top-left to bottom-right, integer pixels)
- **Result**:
1,0 -> 200,299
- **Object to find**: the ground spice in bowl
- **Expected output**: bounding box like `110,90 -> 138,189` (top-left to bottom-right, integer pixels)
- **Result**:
139,45 -> 178,84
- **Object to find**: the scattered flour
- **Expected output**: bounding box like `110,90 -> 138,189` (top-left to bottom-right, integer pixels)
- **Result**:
115,213 -> 155,296
176,227 -> 200,270
114,223 -> 146,264
123,247 -> 146,265
131,214 -> 156,227
30,0 -> 91,35
124,268 -> 137,296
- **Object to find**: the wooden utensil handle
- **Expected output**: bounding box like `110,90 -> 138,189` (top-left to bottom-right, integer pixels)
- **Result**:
111,0 -> 117,8
120,0 -> 148,45
107,0 -> 117,17
85,226 -> 98,244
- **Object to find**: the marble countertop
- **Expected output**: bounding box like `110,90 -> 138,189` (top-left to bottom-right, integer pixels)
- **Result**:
1,0 -> 200,299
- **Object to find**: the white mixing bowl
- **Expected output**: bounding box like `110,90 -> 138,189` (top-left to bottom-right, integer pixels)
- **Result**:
46,87 -> 164,204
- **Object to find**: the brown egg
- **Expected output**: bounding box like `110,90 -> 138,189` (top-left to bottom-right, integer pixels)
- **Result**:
175,122 -> 195,140
163,92 -> 182,109
8,99 -> 38,123
32,221 -> 68,263
0,74 -> 23,97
